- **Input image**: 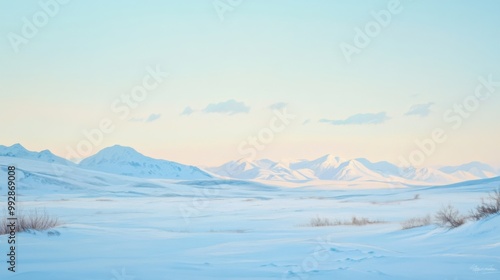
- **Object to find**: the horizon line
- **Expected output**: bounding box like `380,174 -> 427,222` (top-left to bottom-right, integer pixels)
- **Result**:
1,142 -> 498,170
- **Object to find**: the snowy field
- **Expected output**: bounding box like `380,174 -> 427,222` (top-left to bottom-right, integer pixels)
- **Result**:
1,158 -> 500,280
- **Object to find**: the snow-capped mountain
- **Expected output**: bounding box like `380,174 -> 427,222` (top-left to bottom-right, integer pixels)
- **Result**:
439,162 -> 497,178
1,143 -> 498,185
0,143 -> 73,165
207,158 -> 310,182
79,145 -> 212,180
209,155 -> 395,182
400,167 -> 459,184
290,155 -> 345,180
209,155 -> 499,184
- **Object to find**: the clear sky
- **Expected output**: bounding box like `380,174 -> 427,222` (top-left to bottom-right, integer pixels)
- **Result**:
1,0 -> 499,168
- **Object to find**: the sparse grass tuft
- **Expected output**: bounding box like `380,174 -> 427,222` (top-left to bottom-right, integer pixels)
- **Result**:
309,216 -> 339,227
401,215 -> 432,230
350,216 -> 384,226
0,210 -> 61,235
308,216 -> 384,227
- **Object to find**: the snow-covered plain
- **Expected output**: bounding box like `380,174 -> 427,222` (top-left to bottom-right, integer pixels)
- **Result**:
1,155 -> 499,280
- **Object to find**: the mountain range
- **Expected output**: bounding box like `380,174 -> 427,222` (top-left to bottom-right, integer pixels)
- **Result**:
207,155 -> 499,184
0,144 -> 211,180
0,144 -> 498,185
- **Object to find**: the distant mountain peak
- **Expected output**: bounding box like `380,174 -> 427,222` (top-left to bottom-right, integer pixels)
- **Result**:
10,143 -> 26,149
439,161 -> 496,178
2,143 -> 29,153
234,157 -> 256,165
98,145 -> 142,155
79,145 -> 212,180
0,143 -> 72,165
319,154 -> 345,163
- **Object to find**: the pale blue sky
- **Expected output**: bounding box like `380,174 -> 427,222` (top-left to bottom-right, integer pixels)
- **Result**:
1,0 -> 499,167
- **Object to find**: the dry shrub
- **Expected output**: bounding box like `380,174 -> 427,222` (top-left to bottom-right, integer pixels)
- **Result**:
435,205 -> 465,228
401,215 -> 431,230
470,189 -> 500,221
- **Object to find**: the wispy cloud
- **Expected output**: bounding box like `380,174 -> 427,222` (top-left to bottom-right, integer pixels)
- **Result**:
180,106 -> 194,116
129,113 -> 162,123
320,112 -> 390,125
405,102 -> 434,117
203,99 -> 250,115
146,113 -> 161,122
269,102 -> 287,110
